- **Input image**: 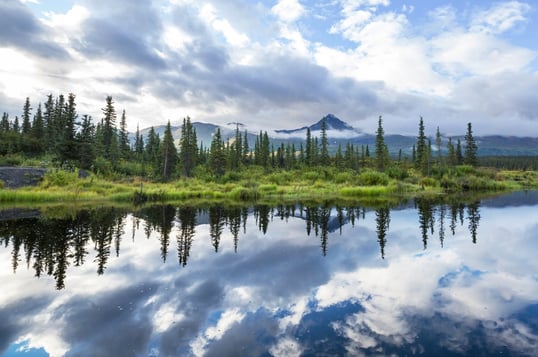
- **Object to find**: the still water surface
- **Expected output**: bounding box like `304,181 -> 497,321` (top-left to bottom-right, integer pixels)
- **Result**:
1,191 -> 537,356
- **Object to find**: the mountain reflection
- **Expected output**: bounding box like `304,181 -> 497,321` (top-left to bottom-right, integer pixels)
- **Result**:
0,199 -> 482,289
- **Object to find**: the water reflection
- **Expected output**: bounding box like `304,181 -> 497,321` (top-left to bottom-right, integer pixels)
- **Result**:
0,199 -> 487,289
1,192 -> 537,356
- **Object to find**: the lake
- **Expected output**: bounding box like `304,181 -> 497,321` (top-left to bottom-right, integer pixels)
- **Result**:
1,191 -> 537,356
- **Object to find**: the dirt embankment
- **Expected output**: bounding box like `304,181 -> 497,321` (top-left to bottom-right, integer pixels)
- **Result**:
0,167 -> 48,188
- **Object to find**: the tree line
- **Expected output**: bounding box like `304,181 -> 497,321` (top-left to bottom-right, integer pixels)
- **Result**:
1,93 -> 480,181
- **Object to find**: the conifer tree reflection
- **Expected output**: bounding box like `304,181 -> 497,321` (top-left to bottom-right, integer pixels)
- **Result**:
177,207 -> 196,267
319,206 -> 331,256
416,199 -> 434,249
91,207 -> 122,275
438,204 -> 446,247
53,219 -> 72,290
375,207 -> 390,259
158,205 -> 176,262
209,206 -> 225,252
241,207 -> 249,234
304,205 -> 314,236
449,204 -> 458,235
138,205 -> 177,262
114,215 -> 125,258
227,206 -> 242,253
254,205 -> 271,234
71,211 -> 91,267
336,206 -> 344,234
467,201 -> 481,244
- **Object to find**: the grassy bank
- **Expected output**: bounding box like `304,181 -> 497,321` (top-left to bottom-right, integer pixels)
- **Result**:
0,166 -> 536,205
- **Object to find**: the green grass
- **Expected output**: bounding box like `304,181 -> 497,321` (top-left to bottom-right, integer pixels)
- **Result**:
0,167 -> 536,205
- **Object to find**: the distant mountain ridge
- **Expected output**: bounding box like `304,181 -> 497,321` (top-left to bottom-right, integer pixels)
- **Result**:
133,114 -> 538,156
275,114 -> 358,135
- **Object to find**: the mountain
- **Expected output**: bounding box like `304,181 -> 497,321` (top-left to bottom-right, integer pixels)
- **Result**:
132,115 -> 538,156
274,113 -> 360,137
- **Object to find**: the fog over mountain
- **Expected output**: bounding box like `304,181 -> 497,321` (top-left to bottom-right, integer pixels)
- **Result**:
136,114 -> 538,156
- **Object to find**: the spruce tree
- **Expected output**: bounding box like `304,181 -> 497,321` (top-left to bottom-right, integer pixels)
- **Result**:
456,139 -> 463,165
320,118 -> 330,166
134,124 -> 144,159
179,116 -> 198,177
145,127 -> 161,173
102,96 -> 117,159
416,116 -> 427,173
59,93 -> 78,164
77,115 -> 96,169
32,103 -> 44,142
209,128 -> 226,176
435,126 -> 443,169
447,137 -> 456,167
159,120 -> 178,180
21,97 -> 32,135
305,127 -> 312,167
43,94 -> 55,151
375,115 -> 388,171
119,110 -> 130,159
242,130 -> 250,165
464,122 -> 478,166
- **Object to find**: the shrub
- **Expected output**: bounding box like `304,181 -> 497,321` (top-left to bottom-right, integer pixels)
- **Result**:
43,169 -> 79,187
358,170 -> 389,186
92,156 -> 113,176
301,171 -> 322,182
419,177 -> 437,188
267,171 -> 293,185
386,166 -> 409,180
221,171 -> 241,183
334,171 -> 354,184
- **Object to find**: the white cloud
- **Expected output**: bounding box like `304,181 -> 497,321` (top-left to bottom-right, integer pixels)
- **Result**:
431,31 -> 536,77
199,3 -> 249,47
471,1 -> 531,34
205,308 -> 245,339
271,0 -> 305,23
269,337 -> 303,357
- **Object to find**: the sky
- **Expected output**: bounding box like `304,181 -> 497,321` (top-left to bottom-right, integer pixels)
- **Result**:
1,0 -> 538,136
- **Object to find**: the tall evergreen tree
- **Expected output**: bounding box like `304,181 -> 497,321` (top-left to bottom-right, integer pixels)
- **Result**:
416,116 -> 428,174
447,137 -> 456,167
58,93 -> 78,164
320,118 -> 330,166
118,110 -> 130,159
134,124 -> 144,158
305,127 -> 312,166
159,121 -> 178,180
209,128 -> 226,176
435,126 -> 443,169
375,115 -> 388,171
76,115 -> 96,169
242,130 -> 250,165
179,116 -> 198,177
32,103 -> 44,141
21,97 -> 32,135
53,94 -> 66,154
0,112 -> 9,132
464,122 -> 478,166
102,96 -> 117,159
145,126 -> 161,172
43,94 -> 55,151
456,139 -> 463,165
